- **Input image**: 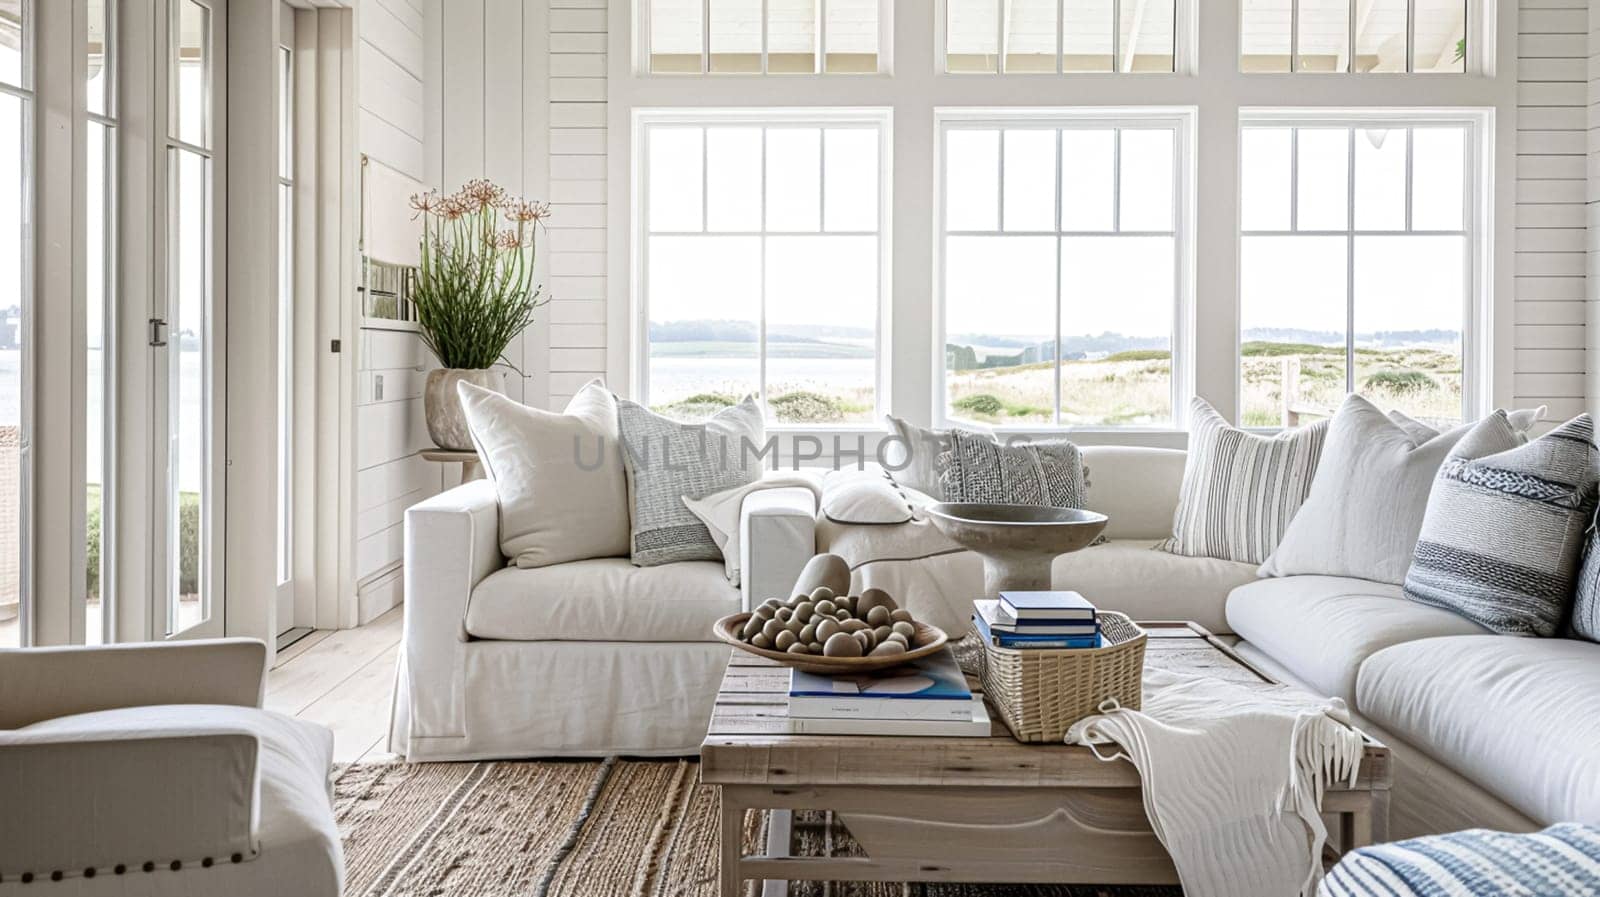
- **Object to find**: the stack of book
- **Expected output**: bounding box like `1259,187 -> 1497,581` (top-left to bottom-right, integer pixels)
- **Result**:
783,648 -> 992,736
972,591 -> 1100,649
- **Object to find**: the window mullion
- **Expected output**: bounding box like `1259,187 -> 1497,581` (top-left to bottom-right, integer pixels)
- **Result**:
1111,0 -> 1121,73
1345,126 -> 1356,396
758,127 -> 768,409
1290,0 -> 1299,73
701,0 -> 711,73
1053,127 -> 1063,427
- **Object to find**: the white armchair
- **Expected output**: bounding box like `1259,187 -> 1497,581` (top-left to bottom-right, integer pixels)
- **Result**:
0,640 -> 343,896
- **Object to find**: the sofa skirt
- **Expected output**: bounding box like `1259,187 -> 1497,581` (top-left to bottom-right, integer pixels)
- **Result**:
391,640 -> 733,761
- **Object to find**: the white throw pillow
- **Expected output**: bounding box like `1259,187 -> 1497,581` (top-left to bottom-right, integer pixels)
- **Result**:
821,468 -> 916,525
882,415 -> 993,499
1259,395 -> 1529,585
458,379 -> 630,568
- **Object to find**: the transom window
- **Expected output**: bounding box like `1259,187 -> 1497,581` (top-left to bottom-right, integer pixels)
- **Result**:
945,0 -> 1176,73
1241,0 -> 1468,73
639,112 -> 887,424
940,114 -> 1188,428
1239,118 -> 1477,429
645,0 -> 882,74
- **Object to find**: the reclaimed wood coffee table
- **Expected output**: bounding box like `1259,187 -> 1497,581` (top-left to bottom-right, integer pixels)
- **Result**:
700,621 -> 1391,896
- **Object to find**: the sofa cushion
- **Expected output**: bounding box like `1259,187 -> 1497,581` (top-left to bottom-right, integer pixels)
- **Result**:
465,558 -> 739,643
1078,446 -> 1187,542
1357,635 -> 1600,825
1226,576 -> 1489,703
816,535 -> 1255,636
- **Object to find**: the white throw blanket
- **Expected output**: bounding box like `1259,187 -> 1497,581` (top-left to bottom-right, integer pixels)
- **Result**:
1065,668 -> 1365,897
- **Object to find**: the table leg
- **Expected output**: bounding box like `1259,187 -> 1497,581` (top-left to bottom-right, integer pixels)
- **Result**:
721,790 -> 745,897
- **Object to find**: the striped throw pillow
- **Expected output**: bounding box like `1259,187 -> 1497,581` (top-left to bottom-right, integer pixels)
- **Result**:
1159,398 -> 1327,565
1404,414 -> 1597,637
1573,517 -> 1600,642
1322,823 -> 1600,897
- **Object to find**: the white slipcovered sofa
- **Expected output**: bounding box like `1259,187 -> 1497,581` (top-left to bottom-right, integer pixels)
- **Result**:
394,445 -> 1599,841
390,478 -> 818,760
0,639 -> 343,896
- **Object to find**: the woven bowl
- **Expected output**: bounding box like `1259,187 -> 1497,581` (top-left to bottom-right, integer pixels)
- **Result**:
713,613 -> 949,675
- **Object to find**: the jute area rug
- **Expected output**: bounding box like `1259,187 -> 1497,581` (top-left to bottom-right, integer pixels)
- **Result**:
335,759 -> 1182,897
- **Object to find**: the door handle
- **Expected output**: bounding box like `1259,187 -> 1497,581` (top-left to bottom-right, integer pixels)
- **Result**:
149,318 -> 168,347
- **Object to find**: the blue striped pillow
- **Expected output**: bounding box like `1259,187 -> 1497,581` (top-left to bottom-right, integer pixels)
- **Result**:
1321,823 -> 1600,896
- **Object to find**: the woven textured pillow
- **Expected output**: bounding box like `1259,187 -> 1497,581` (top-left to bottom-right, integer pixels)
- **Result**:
1573,525 -> 1600,642
1159,398 -> 1327,565
1404,414 -> 1598,637
617,397 -> 766,567
936,429 -> 1086,508
883,415 -> 993,499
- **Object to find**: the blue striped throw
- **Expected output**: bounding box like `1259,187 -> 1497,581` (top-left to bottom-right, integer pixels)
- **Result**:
1404,414 -> 1598,637
1321,823 -> 1600,897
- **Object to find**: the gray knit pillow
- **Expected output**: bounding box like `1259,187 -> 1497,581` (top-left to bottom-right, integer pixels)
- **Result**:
936,429 -> 1086,508
617,397 -> 765,567
1404,414 -> 1597,637
1573,522 -> 1600,642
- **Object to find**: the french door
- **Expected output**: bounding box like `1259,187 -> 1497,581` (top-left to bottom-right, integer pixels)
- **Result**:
153,0 -> 225,639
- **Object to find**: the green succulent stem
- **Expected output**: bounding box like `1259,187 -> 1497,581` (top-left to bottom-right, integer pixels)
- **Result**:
412,185 -> 548,371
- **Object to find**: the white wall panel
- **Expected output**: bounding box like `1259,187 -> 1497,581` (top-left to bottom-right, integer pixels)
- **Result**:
1518,0 -> 1590,421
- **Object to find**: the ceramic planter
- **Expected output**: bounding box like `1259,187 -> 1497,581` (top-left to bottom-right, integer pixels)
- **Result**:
425,368 -> 503,451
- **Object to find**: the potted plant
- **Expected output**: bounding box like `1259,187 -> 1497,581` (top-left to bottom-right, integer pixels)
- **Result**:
410,179 -> 550,450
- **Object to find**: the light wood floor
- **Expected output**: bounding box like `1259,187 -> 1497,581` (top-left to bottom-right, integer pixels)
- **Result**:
266,606 -> 403,764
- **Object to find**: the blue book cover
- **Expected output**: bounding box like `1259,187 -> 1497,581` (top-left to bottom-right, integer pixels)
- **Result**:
999,591 -> 1097,621
788,648 -> 971,701
976,600 -> 1098,635
973,609 -> 1100,649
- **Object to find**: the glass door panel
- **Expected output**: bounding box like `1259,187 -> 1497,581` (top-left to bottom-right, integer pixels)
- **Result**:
160,0 -> 222,638
0,0 -> 28,648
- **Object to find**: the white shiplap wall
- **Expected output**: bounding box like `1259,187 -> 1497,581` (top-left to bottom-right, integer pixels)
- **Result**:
1517,0 -> 1590,423
422,0 -> 605,413
356,0 -> 436,621
1589,0 -> 1600,419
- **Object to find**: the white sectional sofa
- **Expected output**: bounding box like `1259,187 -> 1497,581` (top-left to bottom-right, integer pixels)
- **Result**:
393,444 -> 1599,840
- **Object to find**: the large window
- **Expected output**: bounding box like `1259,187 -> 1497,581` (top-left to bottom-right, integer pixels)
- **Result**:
945,0 -> 1176,73
0,0 -> 27,648
1239,117 -> 1476,429
941,114 -> 1187,428
645,0 -> 881,74
1241,0 -> 1467,73
639,112 -> 886,425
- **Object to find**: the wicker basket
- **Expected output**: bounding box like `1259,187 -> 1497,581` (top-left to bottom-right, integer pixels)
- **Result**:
980,612 -> 1147,743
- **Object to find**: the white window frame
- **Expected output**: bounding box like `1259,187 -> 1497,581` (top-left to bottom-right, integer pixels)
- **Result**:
609,2 -> 1517,450
934,108 -> 1196,431
939,0 -> 1191,75
635,0 -> 895,76
1250,0 -> 1487,75
1236,107 -> 1491,429
631,106 -> 893,427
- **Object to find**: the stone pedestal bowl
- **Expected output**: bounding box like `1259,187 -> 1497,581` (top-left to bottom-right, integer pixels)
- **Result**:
924,503 -> 1110,597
